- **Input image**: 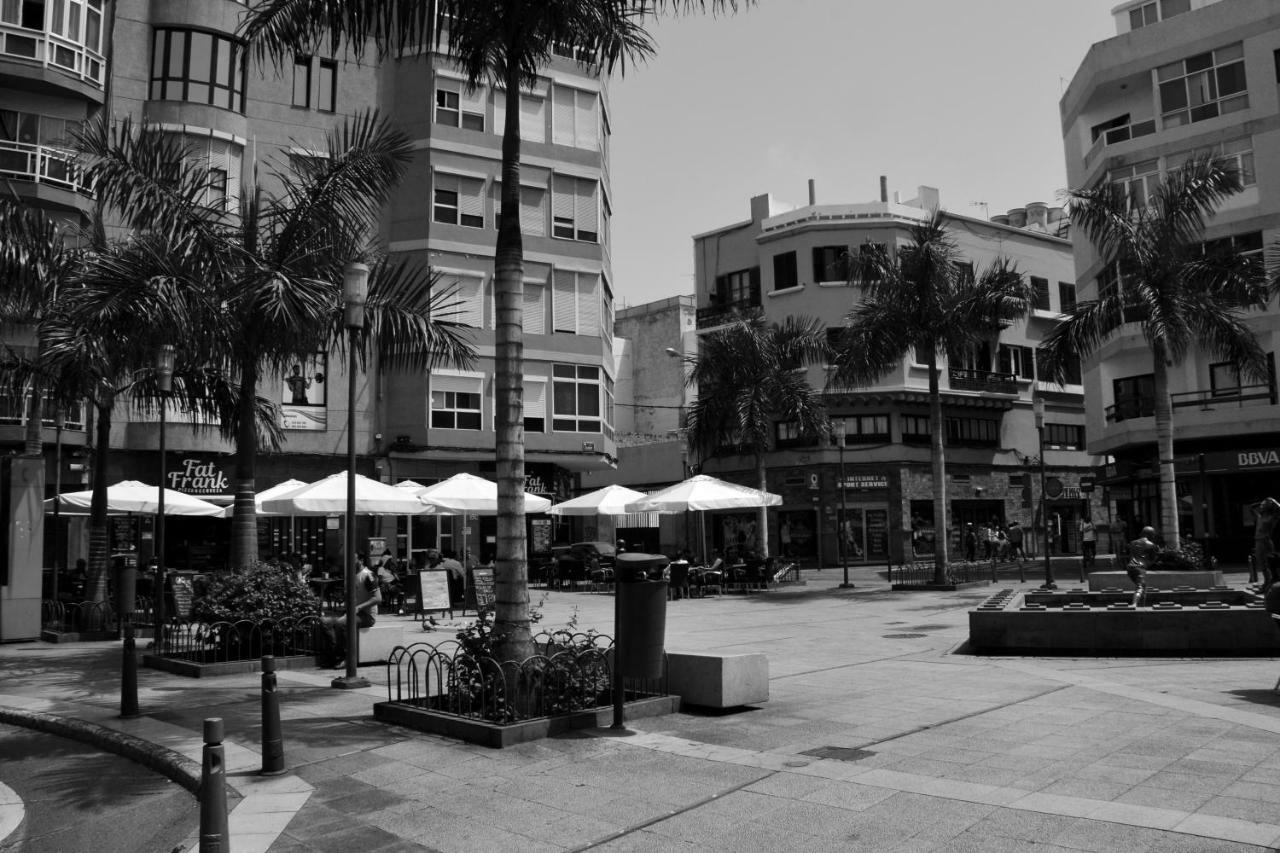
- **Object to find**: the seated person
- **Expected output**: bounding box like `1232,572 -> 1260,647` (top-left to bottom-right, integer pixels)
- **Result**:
319,560 -> 381,669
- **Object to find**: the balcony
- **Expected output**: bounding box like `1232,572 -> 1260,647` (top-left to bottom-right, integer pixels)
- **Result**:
0,140 -> 87,195
1,20 -> 105,88
696,300 -> 760,330
948,368 -> 1017,395
1106,381 -> 1277,423
1084,118 -> 1157,166
0,393 -> 85,430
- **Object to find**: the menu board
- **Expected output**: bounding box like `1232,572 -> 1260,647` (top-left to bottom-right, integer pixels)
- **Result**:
866,509 -> 889,557
418,570 -> 451,614
530,519 -> 552,556
470,568 -> 495,612
170,575 -> 195,620
111,516 -> 137,553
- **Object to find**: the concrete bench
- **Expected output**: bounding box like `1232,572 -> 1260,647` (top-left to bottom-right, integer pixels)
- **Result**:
358,622 -> 408,665
1087,570 -> 1224,591
666,651 -> 768,709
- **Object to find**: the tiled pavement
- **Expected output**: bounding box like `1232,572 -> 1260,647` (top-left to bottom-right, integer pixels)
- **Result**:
1,565 -> 1278,852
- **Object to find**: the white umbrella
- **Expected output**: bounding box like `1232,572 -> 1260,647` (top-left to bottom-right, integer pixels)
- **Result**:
218,478 -> 308,519
413,472 -> 551,514
260,471 -> 436,516
46,480 -> 225,516
624,474 -> 781,513
549,484 -> 649,516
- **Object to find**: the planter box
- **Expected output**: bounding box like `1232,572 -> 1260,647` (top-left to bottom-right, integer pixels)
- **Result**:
143,653 -> 316,678
373,694 -> 680,749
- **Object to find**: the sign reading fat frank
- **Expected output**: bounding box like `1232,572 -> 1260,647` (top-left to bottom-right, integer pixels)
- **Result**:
167,457 -> 229,496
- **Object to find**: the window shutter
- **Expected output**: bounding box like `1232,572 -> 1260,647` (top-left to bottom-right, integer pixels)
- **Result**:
522,282 -> 545,334
1019,346 -> 1035,379
575,90 -> 597,149
493,91 -> 505,134
577,274 -> 598,337
553,271 -> 576,332
449,275 -> 483,327
459,83 -> 484,117
431,373 -> 480,396
552,85 -> 575,146
997,345 -> 1012,375
575,179 -> 598,237
520,95 -> 545,143
459,176 -> 484,220
552,175 -> 574,222
524,379 -> 546,420
520,186 -> 545,235
749,267 -> 761,304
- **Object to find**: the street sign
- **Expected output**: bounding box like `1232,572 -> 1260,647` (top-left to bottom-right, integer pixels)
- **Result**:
1079,477 -> 1095,493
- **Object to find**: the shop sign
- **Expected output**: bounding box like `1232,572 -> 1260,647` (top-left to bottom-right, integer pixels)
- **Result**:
166,457 -> 229,495
1175,448 -> 1280,474
841,475 -> 888,490
1045,477 -> 1063,499
1079,477 -> 1095,493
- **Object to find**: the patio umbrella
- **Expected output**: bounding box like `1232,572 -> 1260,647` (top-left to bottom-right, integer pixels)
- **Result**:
412,472 -> 551,514
217,478 -> 308,519
548,484 -> 649,516
259,471 -> 436,516
623,474 -> 781,513
45,480 -> 225,516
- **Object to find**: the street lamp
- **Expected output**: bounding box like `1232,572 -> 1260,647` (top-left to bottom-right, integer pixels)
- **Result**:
1033,396 -> 1056,590
334,261 -> 370,689
834,420 -> 854,588
153,344 -> 174,644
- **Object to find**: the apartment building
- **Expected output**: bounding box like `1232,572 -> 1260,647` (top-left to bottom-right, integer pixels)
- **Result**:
689,182 -> 1099,566
1060,0 -> 1280,561
1,1 -> 615,571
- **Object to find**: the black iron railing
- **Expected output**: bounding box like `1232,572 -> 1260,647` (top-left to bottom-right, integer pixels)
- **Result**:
948,368 -> 1017,394
155,615 -> 321,664
1107,380 -> 1276,423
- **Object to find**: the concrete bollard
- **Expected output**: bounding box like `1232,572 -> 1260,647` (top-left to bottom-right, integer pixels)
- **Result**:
199,717 -> 229,853
120,622 -> 139,719
260,656 -> 285,776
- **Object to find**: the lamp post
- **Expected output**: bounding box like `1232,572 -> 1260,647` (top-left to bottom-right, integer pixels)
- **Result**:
334,261 -> 370,689
153,345 -> 175,644
1033,396 -> 1056,590
835,420 -> 853,588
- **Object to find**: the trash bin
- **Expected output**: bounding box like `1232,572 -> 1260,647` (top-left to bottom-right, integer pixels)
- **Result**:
615,553 -> 669,679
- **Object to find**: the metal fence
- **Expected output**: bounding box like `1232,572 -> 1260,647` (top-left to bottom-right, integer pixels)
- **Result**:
889,559 -> 1004,587
41,597 -> 153,633
154,615 -> 321,664
384,630 -> 668,724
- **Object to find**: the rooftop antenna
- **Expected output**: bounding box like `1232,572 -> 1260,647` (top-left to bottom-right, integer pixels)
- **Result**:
970,201 -> 989,220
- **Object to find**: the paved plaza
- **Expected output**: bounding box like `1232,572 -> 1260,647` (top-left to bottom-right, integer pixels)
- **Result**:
2,565 -> 1279,852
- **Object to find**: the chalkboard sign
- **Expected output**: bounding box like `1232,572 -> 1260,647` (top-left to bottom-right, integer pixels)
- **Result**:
418,570 -> 451,614
469,568 -> 495,612
170,575 -> 194,620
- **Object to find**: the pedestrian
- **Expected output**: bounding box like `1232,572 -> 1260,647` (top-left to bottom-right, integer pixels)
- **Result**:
962,524 -> 977,562
1250,497 -> 1280,592
1080,516 -> 1097,570
983,522 -> 997,560
995,526 -> 1009,562
319,557 -> 380,669
1006,522 -> 1026,564
1126,526 -> 1160,607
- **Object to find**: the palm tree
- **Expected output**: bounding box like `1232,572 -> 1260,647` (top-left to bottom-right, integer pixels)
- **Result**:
78,114 -> 474,569
242,0 -> 747,663
684,313 -> 829,561
1039,156 -> 1274,545
829,211 -> 1029,584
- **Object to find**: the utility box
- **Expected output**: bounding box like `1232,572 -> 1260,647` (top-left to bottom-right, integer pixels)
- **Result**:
1,457 -> 45,642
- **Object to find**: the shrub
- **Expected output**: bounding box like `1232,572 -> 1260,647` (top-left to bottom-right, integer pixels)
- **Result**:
1152,546 -> 1200,572
191,561 -> 317,623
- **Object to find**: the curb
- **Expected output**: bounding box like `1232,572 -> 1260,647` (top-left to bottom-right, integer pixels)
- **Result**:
0,707 -> 202,795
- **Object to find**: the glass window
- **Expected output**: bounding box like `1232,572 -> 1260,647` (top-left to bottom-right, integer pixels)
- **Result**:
292,56 -> 310,107
151,28 -> 246,112
832,414 -> 890,444
1044,423 -> 1085,450
772,251 -> 798,291
1210,362 -> 1242,397
1159,43 -> 1247,128
433,173 -> 484,228
812,245 -> 848,283
316,59 -> 336,112
551,174 -> 598,242
552,364 -> 602,433
430,389 -> 481,430
1030,276 -> 1050,311
436,82 -> 485,130
1058,282 -> 1077,314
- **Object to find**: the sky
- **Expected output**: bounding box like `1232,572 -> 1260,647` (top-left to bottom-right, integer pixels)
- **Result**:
606,0 -> 1122,309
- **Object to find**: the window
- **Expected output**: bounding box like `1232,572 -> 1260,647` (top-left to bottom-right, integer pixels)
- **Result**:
551,84 -> 597,149
552,364 -> 601,432
1044,423 -> 1085,450
439,272 -> 484,328
945,416 -> 999,446
1202,230 -> 1263,266
832,414 -> 890,444
954,260 -> 975,284
523,378 -> 546,433
430,373 -> 483,430
551,174 -> 598,241
151,28 -> 246,112
603,373 -> 614,440
1158,43 -> 1247,129
1170,137 -> 1256,187
856,242 -> 887,282
494,90 -> 545,143
812,245 -> 849,283
1036,348 -> 1082,385
772,251 -> 798,291
494,183 -> 547,237
1109,159 -> 1159,209
902,414 -> 931,444
712,267 -> 760,307
435,82 -> 484,131
775,421 -> 818,448
1210,362 -> 1242,397
997,344 -> 1035,380
522,281 -> 545,335
316,58 -> 336,112
292,55 -> 310,107
207,167 -> 227,209
1058,281 -> 1077,314
1030,276 -> 1050,311
552,270 -> 599,335
433,173 -> 484,228
1112,373 -> 1155,421
1129,0 -> 1189,30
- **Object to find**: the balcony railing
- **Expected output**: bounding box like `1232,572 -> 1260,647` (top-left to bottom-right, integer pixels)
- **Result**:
1106,381 -> 1277,423
948,368 -> 1017,394
0,393 -> 85,430
696,301 -> 760,330
0,20 -> 105,87
1085,118 -> 1158,166
0,140 -> 87,195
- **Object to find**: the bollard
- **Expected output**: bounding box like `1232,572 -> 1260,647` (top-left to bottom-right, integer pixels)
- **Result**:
260,656 -> 285,775
199,717 -> 229,853
120,622 -> 139,719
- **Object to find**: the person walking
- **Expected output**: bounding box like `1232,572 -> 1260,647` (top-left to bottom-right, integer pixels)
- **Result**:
1080,516 -> 1097,570
962,524 -> 977,562
1006,522 -> 1026,565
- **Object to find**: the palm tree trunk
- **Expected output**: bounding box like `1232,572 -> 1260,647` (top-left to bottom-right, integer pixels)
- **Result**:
23,379 -> 42,457
492,60 -> 532,666
1152,344 -> 1179,545
756,454 -> 769,560
86,395 -> 113,604
230,357 -> 259,569
927,348 -> 949,583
